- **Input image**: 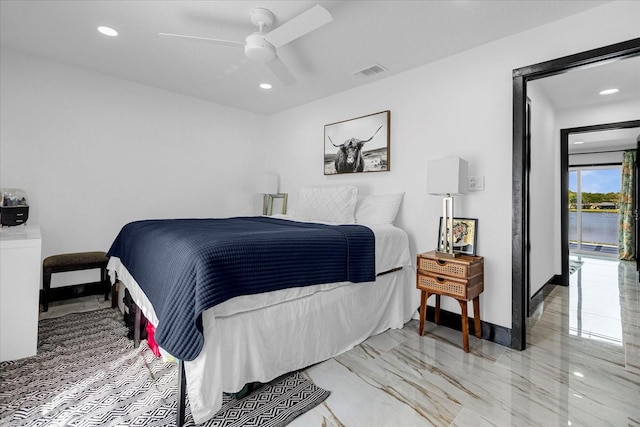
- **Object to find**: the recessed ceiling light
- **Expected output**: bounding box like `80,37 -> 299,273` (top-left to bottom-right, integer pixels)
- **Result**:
573,141 -> 585,145
259,83 -> 272,90
98,26 -> 118,37
599,88 -> 619,95
573,371 -> 584,378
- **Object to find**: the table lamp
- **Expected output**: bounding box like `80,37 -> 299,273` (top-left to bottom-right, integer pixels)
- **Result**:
255,173 -> 287,215
426,157 -> 468,258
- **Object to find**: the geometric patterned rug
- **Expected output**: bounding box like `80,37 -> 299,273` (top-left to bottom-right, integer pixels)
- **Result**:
0,308 -> 329,426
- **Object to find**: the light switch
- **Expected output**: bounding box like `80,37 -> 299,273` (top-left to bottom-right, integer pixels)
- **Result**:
468,176 -> 485,191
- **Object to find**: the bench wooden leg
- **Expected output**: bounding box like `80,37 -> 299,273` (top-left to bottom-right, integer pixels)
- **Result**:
101,266 -> 109,301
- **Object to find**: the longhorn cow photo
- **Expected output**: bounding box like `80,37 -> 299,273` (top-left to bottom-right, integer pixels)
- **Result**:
323,110 -> 390,175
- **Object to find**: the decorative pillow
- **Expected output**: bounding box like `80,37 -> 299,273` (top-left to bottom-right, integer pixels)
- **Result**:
354,193 -> 404,224
294,185 -> 359,223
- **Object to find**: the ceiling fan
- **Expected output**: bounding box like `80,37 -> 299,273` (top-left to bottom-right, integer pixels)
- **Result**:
159,5 -> 332,86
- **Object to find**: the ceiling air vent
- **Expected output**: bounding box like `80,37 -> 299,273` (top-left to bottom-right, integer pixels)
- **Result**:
351,64 -> 388,79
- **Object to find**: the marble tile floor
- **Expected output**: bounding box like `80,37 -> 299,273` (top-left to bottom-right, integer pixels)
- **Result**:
40,255 -> 639,426
291,255 -> 639,427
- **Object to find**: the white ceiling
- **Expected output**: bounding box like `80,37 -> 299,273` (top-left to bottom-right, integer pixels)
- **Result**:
568,127 -> 639,154
535,56 -> 640,111
532,56 -> 640,154
0,0 -> 614,116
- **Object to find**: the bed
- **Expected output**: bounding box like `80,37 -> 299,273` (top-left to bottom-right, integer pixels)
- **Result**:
106,187 -> 419,425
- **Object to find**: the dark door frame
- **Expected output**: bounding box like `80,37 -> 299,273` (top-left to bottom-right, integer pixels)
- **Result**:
560,120 -> 640,286
511,38 -> 640,350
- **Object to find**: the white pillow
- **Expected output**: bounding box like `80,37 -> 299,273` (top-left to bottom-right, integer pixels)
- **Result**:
294,185 -> 359,224
354,193 -> 404,224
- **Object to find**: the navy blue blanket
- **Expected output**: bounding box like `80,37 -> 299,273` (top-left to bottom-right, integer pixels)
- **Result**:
107,217 -> 375,361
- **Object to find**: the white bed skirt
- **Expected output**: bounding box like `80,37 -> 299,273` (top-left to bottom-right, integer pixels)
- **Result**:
108,260 -> 419,424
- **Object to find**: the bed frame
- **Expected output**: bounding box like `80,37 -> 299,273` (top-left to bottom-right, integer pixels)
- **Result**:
132,303 -> 187,425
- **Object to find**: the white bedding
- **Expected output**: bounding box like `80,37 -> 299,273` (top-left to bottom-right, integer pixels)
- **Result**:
107,220 -> 418,424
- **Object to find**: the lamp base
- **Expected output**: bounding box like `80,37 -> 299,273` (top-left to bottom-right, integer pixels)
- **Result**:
435,250 -> 461,259
262,193 -> 289,216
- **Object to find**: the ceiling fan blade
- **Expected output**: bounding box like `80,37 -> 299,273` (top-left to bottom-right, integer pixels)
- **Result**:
158,32 -> 245,48
266,56 -> 297,86
263,5 -> 332,48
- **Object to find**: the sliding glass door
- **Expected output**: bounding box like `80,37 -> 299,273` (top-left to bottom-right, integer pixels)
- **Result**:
569,166 -> 621,255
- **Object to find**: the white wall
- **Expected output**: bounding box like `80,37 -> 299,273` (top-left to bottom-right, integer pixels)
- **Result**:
266,1 -> 640,329
0,49 -> 268,286
526,84 -> 558,296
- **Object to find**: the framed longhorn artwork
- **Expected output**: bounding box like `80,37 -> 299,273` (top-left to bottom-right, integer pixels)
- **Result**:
324,110 -> 390,175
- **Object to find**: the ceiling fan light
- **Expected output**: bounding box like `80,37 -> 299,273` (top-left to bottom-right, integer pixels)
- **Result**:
245,34 -> 276,62
97,26 -> 118,37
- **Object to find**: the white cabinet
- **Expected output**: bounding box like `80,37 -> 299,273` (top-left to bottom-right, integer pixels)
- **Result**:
0,225 -> 41,361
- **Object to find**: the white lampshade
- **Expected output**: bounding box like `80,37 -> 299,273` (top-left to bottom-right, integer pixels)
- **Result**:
426,158 -> 468,196
255,173 -> 278,195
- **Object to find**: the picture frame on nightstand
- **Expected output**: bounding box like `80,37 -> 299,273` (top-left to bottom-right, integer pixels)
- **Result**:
437,217 -> 477,256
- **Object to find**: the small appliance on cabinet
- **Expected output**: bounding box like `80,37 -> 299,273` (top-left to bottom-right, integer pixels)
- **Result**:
1,188 -> 30,226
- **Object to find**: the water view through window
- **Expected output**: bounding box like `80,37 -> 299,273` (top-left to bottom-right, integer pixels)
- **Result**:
569,166 -> 621,255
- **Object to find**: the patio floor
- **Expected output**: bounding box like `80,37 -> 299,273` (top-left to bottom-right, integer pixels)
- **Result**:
569,242 -> 618,255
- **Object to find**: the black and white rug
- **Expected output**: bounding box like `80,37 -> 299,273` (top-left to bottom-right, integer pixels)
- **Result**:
0,309 -> 329,426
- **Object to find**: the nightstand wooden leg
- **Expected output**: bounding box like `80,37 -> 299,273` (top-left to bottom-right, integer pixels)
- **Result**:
419,290 -> 427,336
458,299 -> 469,352
434,294 -> 441,325
473,296 -> 481,338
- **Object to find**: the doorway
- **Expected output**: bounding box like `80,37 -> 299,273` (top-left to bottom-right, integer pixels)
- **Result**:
569,165 -> 621,256
511,38 -> 640,350
560,121 -> 640,286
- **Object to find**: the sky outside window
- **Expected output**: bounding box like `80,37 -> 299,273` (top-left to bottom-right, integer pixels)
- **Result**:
569,168 -> 621,193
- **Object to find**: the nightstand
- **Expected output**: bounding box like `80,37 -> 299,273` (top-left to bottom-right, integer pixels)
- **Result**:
416,251 -> 484,352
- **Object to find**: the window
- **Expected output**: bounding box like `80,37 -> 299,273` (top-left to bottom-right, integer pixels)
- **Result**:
568,166 -> 621,255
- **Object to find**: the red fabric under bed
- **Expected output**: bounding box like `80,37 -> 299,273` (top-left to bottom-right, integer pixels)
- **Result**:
146,322 -> 161,357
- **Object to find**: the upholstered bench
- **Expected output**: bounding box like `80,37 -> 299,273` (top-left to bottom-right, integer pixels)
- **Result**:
42,251 -> 112,312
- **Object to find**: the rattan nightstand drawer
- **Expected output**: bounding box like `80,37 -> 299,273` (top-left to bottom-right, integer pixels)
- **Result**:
417,272 -> 483,299
417,256 -> 482,279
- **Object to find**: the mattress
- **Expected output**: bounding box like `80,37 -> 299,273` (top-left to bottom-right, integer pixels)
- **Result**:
108,222 -> 411,325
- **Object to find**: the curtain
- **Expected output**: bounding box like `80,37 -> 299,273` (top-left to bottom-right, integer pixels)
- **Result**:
619,150 -> 636,260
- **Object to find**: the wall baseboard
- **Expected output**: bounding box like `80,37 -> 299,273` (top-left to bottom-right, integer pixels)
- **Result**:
422,306 -> 512,348
529,274 -> 561,316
